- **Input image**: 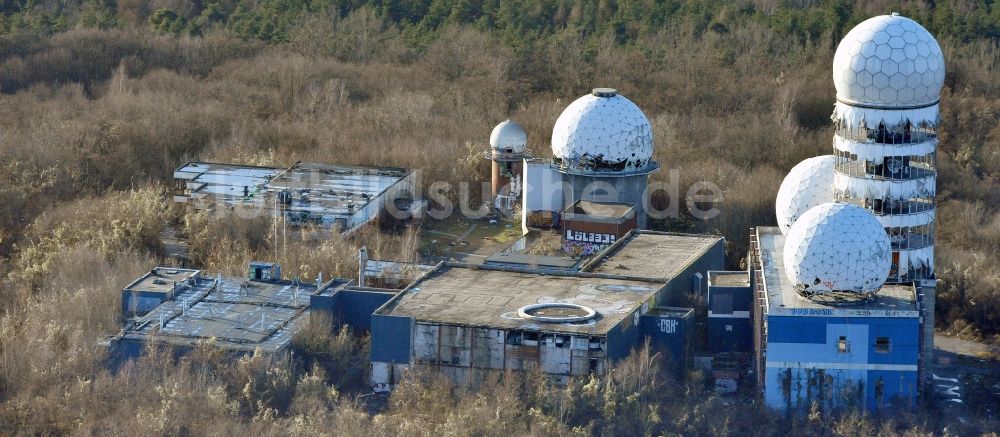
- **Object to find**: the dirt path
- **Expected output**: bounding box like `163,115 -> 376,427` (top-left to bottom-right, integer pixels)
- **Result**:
935,334 -> 998,358
160,224 -> 190,265
931,334 -> 1000,431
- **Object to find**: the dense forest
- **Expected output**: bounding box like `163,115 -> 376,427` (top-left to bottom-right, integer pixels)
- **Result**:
1,0 -> 999,434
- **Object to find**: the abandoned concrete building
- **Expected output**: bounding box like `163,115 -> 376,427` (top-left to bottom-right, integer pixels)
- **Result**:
750,227 -> 934,411
111,261 -> 409,362
368,231 -> 724,390
173,161 -> 420,233
110,231 -> 725,391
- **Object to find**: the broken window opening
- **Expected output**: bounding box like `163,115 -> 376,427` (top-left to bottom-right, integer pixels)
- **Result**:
875,336 -> 891,353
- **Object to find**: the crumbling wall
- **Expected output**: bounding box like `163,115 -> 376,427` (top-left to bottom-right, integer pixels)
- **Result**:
407,321 -> 606,385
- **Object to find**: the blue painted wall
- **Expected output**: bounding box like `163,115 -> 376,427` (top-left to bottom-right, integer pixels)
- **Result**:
121,290 -> 169,318
707,318 -> 752,353
866,369 -> 919,410
310,289 -> 397,333
764,314 -> 919,412
708,284 -> 751,313
657,239 -> 725,304
606,309 -> 642,361
310,293 -> 336,313
338,290 -> 396,332
641,313 -> 689,374
370,314 -> 413,364
707,284 -> 752,353
607,308 -> 691,377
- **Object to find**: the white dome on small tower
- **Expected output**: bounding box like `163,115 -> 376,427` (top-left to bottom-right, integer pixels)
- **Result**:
551,88 -> 653,172
490,119 -> 527,154
832,13 -> 944,109
783,202 -> 891,297
775,155 -> 837,235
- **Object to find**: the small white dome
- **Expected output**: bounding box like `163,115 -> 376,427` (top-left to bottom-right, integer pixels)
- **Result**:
775,155 -> 837,235
784,202 -> 891,295
551,89 -> 653,172
833,14 -> 944,108
490,119 -> 527,154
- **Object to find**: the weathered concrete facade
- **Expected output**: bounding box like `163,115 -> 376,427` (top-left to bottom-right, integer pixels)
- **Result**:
373,324 -> 608,389
561,170 -> 653,229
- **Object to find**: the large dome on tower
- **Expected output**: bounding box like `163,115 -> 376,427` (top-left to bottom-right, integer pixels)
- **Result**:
832,13 -> 944,109
551,88 -> 654,172
783,202 -> 891,298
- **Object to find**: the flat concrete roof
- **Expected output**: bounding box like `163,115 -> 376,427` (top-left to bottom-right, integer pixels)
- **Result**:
563,200 -> 635,219
647,306 -> 694,318
266,162 -> 409,218
174,162 -> 279,202
120,273 -> 321,353
362,259 -> 435,283
483,252 -> 583,271
174,161 -> 411,229
709,271 -> 750,288
378,265 -> 662,335
755,227 -> 918,317
314,280 -> 393,298
125,268 -> 201,294
585,231 -> 723,280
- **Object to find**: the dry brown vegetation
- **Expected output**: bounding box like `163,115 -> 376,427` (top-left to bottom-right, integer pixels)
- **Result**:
1,4 -> 1000,434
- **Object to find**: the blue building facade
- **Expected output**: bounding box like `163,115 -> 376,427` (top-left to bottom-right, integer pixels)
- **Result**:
707,271 -> 752,353
640,308 -> 693,376
311,286 -> 397,332
751,226 -> 930,414
763,314 -> 920,411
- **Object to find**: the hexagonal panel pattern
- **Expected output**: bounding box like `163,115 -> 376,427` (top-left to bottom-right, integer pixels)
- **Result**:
775,155 -> 837,235
783,203 -> 891,294
832,14 -> 944,108
551,91 -> 653,172
490,119 -> 528,153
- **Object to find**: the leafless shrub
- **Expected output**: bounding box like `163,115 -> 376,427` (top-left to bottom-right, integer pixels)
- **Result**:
0,12 -> 998,433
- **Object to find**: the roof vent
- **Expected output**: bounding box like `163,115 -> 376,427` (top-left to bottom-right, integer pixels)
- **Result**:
517,303 -> 597,323
890,11 -> 900,16
592,88 -> 618,98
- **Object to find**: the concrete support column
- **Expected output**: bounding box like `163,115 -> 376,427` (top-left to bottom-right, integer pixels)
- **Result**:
918,279 -> 936,399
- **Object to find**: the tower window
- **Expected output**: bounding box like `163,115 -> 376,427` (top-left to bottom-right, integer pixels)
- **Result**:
875,336 -> 891,353
837,336 -> 850,353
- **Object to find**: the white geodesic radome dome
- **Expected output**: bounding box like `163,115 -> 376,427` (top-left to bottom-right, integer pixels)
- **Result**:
490,119 -> 528,154
832,13 -> 944,127
551,88 -> 653,172
775,155 -> 837,235
783,202 -> 891,295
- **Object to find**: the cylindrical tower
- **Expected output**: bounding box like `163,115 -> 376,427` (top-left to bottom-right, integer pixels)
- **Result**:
487,120 -> 528,200
830,13 -> 943,283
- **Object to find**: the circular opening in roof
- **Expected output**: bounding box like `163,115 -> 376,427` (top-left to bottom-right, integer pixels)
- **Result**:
592,88 -> 617,97
517,303 -> 597,323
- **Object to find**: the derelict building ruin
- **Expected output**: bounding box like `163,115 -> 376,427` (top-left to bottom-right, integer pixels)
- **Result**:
369,231 -> 724,389
173,161 -> 419,233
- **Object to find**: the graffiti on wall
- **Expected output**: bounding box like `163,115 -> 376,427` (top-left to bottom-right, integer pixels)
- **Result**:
563,229 -> 617,256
